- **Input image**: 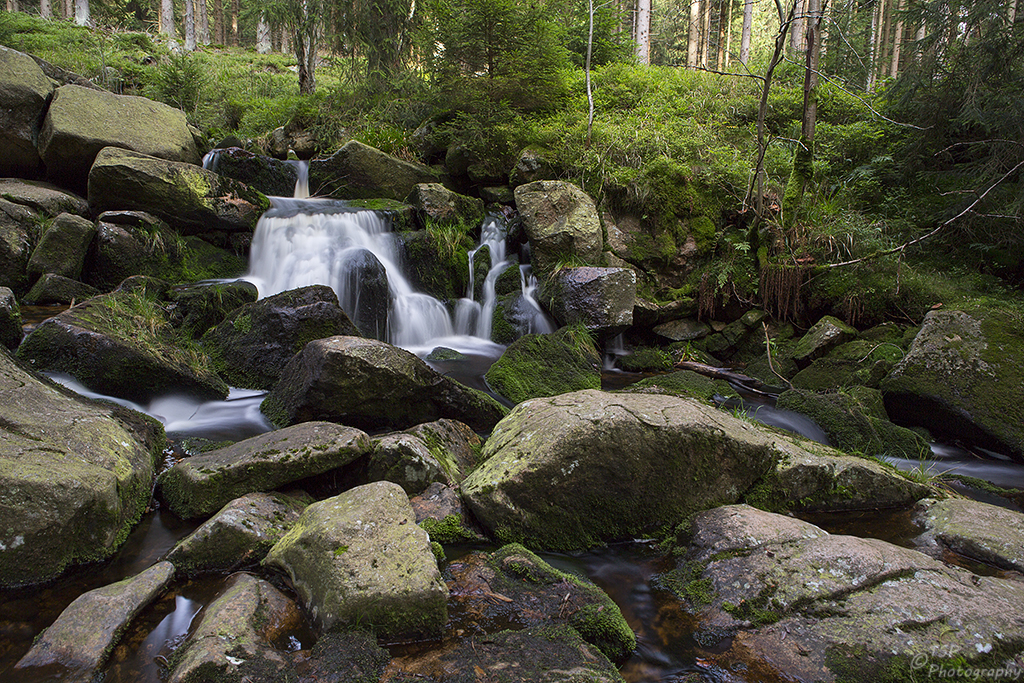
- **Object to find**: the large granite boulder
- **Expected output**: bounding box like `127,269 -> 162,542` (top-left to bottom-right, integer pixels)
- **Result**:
0,350 -> 164,586
27,212 -> 96,282
166,279 -> 259,339
309,140 -> 439,201
14,562 -> 174,680
165,573 -> 304,683
915,497 -> 1024,573
881,307 -> 1024,462
0,287 -> 22,350
444,544 -> 636,663
263,481 -> 449,637
202,146 -> 299,197
157,421 -> 372,519
260,336 -> 507,433
540,266 -> 636,336
406,182 -> 485,233
484,325 -> 601,405
0,198 -> 37,294
16,289 -> 229,403
23,273 -> 100,306
81,210 -> 248,291
201,285 -> 359,390
164,492 -> 308,575
87,147 -> 270,244
460,390 -> 778,551
39,84 -> 201,191
369,419 -> 482,495
513,180 -> 603,276
791,314 -> 857,368
0,178 -> 89,217
664,504 -> 1024,682
0,46 -> 55,178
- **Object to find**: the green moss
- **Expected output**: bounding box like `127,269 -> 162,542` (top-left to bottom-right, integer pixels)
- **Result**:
419,514 -> 479,544
233,313 -> 252,334
484,324 -> 601,404
617,369 -> 736,404
652,560 -> 717,608
721,582 -> 782,626
617,346 -> 673,372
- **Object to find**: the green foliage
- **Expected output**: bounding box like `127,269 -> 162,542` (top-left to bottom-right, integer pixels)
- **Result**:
151,52 -> 207,116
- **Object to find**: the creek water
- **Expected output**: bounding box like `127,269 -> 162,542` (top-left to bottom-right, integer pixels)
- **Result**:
5,174 -> 1024,681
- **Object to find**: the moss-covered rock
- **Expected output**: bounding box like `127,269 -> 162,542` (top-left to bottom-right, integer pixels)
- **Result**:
263,481 -> 449,637
461,390 -> 777,551
444,544 -> 636,663
776,388 -> 930,459
0,350 -> 164,586
40,85 -> 201,192
202,285 -> 358,390
0,287 -> 23,350
881,307 -> 1024,462
23,273 -> 100,306
164,492 -> 308,575
0,178 -> 89,218
165,573 -> 304,682
791,315 -> 857,368
540,266 -> 636,336
16,289 -> 228,403
369,433 -> 455,495
915,497 -> 1024,573
166,279 -> 258,339
0,46 -> 55,178
406,183 -> 485,235
514,180 -> 603,277
202,146 -> 299,197
0,197 -> 37,295
87,147 -> 269,244
26,212 -> 96,282
310,140 -> 439,201
484,325 -> 601,405
261,336 -> 507,433
616,369 -> 737,404
14,561 -> 174,678
157,421 -> 372,519
398,228 -> 473,303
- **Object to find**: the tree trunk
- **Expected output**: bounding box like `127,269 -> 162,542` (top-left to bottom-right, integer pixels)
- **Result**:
40,0 -> 51,18
161,0 -> 176,39
718,0 -> 730,69
586,0 -> 596,147
723,0 -> 734,68
785,0 -> 822,226
791,0 -> 805,54
878,0 -> 893,79
740,0 -> 753,63
230,0 -> 239,47
214,0 -> 224,44
701,0 -> 712,66
636,0 -> 651,64
866,0 -> 881,90
281,28 -> 290,54
74,0 -> 88,26
185,0 -> 196,51
257,15 -> 272,54
64,0 -> 72,20
199,0 -> 210,45
689,0 -> 701,65
6,0 -> 20,12
1010,0 -> 1018,25
889,0 -> 904,77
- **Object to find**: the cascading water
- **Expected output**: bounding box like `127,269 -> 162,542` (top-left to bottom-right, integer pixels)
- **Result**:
245,162 -> 553,359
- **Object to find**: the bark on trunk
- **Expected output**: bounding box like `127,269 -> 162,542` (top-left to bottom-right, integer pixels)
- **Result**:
161,0 -> 176,39
636,0 -> 651,64
689,0 -> 701,65
185,0 -> 196,51
740,0 -> 753,63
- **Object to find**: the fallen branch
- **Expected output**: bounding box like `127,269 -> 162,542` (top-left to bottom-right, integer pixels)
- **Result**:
674,360 -> 783,396
824,158 -> 1024,269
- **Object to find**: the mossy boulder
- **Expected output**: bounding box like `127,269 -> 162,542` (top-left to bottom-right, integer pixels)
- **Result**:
915,497 -> 1024,573
309,140 -> 439,201
540,266 -> 636,336
383,625 -> 626,682
617,369 -> 737,404
670,504 -> 1024,682
0,350 -> 164,586
445,544 -> 636,663
0,198 -> 37,295
0,46 -> 55,178
261,336 -> 507,433
0,287 -> 23,350
23,273 -> 100,305
509,146 -> 558,187
157,421 -> 372,519
398,228 -> 472,303
16,289 -> 228,403
484,325 -> 601,405
263,481 -> 449,637
14,562 -> 174,679
0,178 -> 89,218
514,180 -> 603,277
202,146 -> 299,197
406,183 -> 485,234
26,212 -> 96,281
164,492 -> 308,575
201,285 -> 359,390
461,390 -> 778,551
82,210 -> 247,291
790,338 -> 904,390
166,279 -> 259,339
40,85 -> 201,192
746,435 -> 932,512
369,419 -> 478,495
165,573 -> 304,683
881,308 -> 1024,462
791,315 -> 857,368
776,388 -> 931,459
87,147 -> 269,244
